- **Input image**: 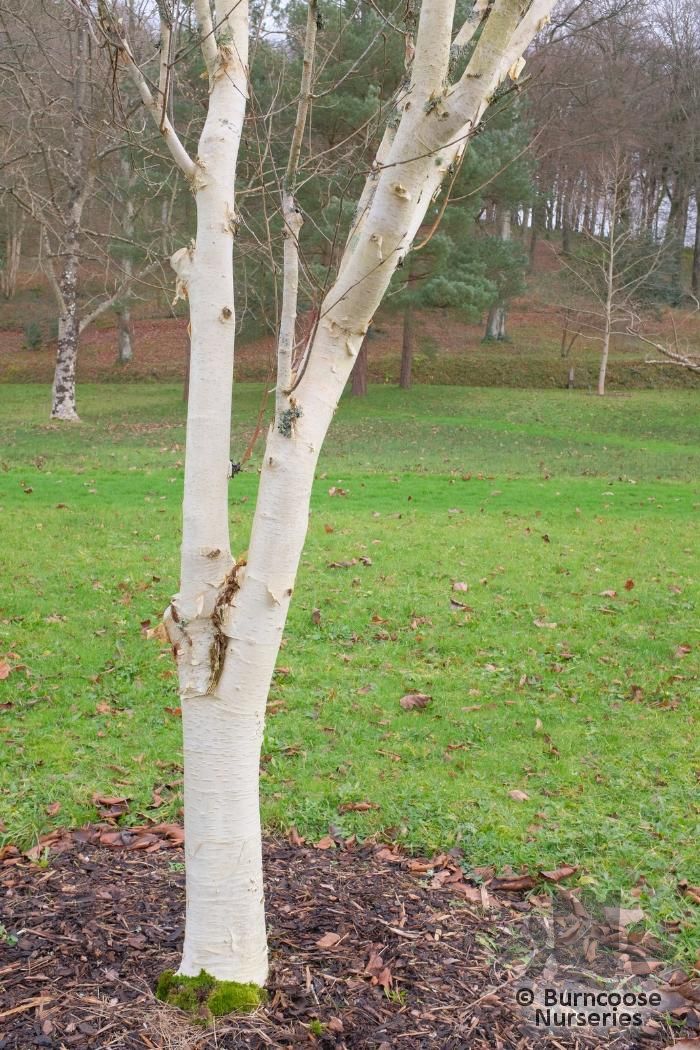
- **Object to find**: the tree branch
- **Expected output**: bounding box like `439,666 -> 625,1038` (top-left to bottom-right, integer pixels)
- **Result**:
277,0 -> 318,413
92,5 -> 197,180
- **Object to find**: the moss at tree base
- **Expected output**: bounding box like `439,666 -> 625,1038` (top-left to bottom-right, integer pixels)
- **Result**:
155,969 -> 267,1025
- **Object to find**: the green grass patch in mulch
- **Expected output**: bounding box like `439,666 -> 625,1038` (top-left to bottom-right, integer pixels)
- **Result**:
0,384 -> 698,965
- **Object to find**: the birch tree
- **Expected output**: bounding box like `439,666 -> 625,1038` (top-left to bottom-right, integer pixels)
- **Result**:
559,152 -> 667,395
0,1 -> 170,417
84,0 -> 557,989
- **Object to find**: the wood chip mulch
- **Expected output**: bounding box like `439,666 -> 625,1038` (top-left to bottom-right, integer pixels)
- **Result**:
1,829 -> 698,1049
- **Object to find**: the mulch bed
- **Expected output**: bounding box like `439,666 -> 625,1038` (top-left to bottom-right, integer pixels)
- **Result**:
1,831 -> 698,1049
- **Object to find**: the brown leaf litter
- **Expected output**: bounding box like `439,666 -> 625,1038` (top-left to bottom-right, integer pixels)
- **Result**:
0,832 -> 697,1048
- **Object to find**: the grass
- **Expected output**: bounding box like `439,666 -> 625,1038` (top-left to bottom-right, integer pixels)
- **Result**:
0,383 -> 698,964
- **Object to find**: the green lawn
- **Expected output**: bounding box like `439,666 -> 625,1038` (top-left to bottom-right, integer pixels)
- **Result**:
1,384 -> 698,962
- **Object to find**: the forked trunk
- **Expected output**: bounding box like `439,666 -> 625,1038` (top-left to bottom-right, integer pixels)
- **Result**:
111,0 -> 561,988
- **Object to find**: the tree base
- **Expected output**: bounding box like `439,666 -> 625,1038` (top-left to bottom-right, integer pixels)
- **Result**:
155,970 -> 267,1025
480,335 -> 511,345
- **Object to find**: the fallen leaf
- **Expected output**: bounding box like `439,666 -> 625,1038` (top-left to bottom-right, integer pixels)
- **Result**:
144,623 -> 168,643
540,864 -> 578,883
92,793 -> 130,819
678,881 -> 700,906
675,644 -> 692,658
315,835 -> 335,850
93,794 -> 128,807
338,800 -> 380,813
326,1018 -> 344,1034
508,789 -> 530,802
164,706 -> 182,717
311,608 -> 321,625
490,874 -> 537,892
364,949 -> 392,989
374,847 -> 402,863
0,661 -> 11,680
323,523 -> 334,533
450,599 -> 473,611
406,858 -> 434,873
599,589 -> 617,598
399,693 -> 431,710
328,486 -> 348,497
316,931 -> 342,949
624,578 -> 635,590
45,802 -> 61,817
533,619 -> 557,629
452,581 -> 469,592
288,826 -> 305,846
329,558 -> 358,569
664,1041 -> 700,1049
450,883 -> 483,904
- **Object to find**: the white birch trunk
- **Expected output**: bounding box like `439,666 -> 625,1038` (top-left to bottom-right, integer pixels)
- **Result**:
598,188 -> 617,396
164,0 -> 259,982
0,217 -> 23,300
116,157 -> 135,364
107,0 -> 556,987
51,218 -> 81,422
116,304 -> 134,363
50,23 -> 90,422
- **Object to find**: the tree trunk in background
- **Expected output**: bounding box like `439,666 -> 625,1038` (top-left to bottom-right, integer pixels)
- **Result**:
50,22 -> 89,421
561,180 -> 573,253
116,306 -> 134,363
598,323 -> 611,396
0,214 -> 24,299
485,304 -> 507,340
116,156 -> 135,364
529,191 -> 545,271
351,334 -> 368,396
399,300 -> 414,389
664,185 -> 689,299
691,194 -> 700,296
484,209 -> 511,341
51,217 -> 81,420
52,307 -> 80,420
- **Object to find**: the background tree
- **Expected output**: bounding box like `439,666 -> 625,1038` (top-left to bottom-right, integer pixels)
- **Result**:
559,150 -> 667,394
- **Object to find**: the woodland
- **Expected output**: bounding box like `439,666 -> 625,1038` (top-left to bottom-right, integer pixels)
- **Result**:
0,0 -> 698,1047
